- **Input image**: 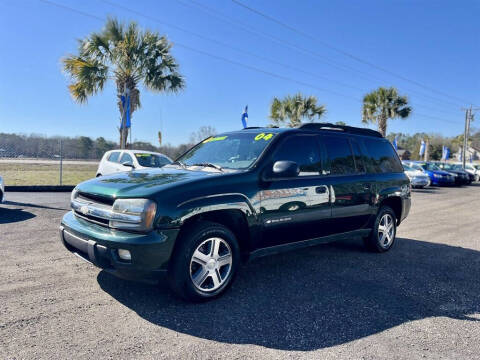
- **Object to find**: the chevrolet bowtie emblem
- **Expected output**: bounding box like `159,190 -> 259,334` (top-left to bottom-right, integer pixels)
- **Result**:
80,205 -> 89,215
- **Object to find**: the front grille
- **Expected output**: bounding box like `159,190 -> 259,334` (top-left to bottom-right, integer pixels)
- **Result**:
78,192 -> 115,206
73,210 -> 110,227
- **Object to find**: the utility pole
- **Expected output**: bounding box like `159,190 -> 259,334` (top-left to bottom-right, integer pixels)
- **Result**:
461,106 -> 478,168
461,107 -> 470,169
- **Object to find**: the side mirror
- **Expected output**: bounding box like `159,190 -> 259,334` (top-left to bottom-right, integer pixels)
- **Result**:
271,160 -> 299,178
122,161 -> 135,169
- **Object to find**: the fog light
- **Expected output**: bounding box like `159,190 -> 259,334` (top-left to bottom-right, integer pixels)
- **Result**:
118,249 -> 131,261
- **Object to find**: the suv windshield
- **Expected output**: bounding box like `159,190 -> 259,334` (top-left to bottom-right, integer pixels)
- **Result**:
175,132 -> 276,170
134,153 -> 170,167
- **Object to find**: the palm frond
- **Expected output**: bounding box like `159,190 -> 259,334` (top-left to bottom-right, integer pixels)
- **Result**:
62,56 -> 108,103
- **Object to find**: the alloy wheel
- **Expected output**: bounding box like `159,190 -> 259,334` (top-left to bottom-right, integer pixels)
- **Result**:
378,214 -> 395,248
189,237 -> 233,292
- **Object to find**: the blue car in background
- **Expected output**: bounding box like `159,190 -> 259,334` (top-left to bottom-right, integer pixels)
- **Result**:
403,161 -> 455,186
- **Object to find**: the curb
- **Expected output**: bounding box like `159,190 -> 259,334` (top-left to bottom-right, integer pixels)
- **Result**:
5,185 -> 75,192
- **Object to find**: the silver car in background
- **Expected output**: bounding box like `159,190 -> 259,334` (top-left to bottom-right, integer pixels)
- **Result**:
402,163 -> 430,188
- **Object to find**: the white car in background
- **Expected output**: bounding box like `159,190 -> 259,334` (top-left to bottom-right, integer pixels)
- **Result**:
402,163 -> 430,188
459,163 -> 480,182
0,175 -> 4,202
96,150 -> 172,177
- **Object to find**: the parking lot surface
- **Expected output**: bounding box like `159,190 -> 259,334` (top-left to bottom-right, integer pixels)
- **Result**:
1,186 -> 480,359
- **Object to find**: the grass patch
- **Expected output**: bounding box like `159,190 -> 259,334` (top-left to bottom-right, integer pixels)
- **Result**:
0,163 -> 98,186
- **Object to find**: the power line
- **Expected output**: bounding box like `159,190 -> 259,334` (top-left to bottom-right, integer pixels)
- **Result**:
178,0 -> 466,110
100,0 -> 364,94
102,0 -> 460,116
38,0 -> 361,102
231,0 -> 477,106
36,0 -> 461,127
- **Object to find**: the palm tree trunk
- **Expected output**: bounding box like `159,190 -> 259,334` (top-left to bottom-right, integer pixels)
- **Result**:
120,127 -> 129,149
378,113 -> 388,137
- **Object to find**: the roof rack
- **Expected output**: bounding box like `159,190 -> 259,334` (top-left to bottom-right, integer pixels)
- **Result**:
242,126 -> 280,130
298,123 -> 383,138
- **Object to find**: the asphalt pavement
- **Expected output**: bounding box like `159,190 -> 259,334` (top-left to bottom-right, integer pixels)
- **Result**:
1,186 -> 479,359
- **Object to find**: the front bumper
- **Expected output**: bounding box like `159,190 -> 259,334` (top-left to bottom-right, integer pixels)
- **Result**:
430,176 -> 455,186
410,176 -> 430,187
60,211 -> 179,282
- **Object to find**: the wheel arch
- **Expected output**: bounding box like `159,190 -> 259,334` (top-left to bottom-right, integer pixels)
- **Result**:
175,208 -> 255,262
378,196 -> 403,225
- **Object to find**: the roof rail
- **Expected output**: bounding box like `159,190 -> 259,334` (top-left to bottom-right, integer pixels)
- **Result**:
242,126 -> 263,130
298,123 -> 383,138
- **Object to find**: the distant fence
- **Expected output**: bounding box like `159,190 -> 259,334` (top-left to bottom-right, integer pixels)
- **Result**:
0,141 -> 98,186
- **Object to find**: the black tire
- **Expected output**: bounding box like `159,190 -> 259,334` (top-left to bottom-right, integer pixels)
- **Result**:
364,206 -> 397,253
167,221 -> 240,302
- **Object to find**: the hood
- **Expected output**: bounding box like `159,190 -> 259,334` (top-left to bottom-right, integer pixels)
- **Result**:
446,170 -> 467,175
76,167 -> 223,198
430,170 -> 453,176
405,170 -> 426,177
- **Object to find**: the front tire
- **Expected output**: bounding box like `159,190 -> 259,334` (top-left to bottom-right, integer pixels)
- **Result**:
167,221 -> 240,302
364,206 -> 397,253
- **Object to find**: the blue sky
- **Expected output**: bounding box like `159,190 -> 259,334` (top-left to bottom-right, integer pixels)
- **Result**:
0,0 -> 478,145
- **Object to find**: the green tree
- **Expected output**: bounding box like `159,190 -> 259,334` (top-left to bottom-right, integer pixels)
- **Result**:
62,18 -> 185,149
78,136 -> 93,158
362,87 -> 411,137
270,93 -> 326,127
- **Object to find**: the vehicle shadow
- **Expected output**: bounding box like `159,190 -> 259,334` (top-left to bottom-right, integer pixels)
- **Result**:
0,207 -> 36,224
97,237 -> 480,351
412,187 -> 439,194
3,200 -> 68,211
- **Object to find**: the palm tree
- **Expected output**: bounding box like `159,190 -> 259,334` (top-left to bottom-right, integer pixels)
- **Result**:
362,87 -> 411,137
62,18 -> 185,148
270,93 -> 326,127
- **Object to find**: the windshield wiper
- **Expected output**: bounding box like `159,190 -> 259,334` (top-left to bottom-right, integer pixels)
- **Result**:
171,160 -> 186,168
191,163 -> 224,172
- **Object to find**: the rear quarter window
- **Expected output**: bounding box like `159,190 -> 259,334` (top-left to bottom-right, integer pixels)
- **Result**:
362,139 -> 404,174
107,151 -> 120,163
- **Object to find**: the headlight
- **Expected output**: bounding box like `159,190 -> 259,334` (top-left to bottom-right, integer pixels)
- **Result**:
110,198 -> 157,232
71,187 -> 79,202
433,173 -> 441,178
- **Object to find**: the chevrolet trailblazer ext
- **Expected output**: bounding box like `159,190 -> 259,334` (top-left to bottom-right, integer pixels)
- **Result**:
60,123 -> 411,301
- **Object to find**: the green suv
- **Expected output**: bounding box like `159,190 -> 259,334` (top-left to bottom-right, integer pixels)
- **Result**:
60,123 -> 411,301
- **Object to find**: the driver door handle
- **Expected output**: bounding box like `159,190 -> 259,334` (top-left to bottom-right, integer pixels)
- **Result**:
315,186 -> 328,194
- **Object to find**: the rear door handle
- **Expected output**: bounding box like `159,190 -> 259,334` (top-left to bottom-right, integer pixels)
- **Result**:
363,183 -> 371,190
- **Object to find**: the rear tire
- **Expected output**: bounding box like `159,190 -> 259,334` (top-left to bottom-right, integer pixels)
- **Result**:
364,206 -> 397,253
167,221 -> 240,302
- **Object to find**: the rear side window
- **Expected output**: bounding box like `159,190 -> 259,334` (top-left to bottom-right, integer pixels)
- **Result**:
273,135 -> 321,175
351,139 -> 366,173
363,139 -> 404,174
322,136 -> 356,175
107,151 -> 120,163
120,153 -> 133,164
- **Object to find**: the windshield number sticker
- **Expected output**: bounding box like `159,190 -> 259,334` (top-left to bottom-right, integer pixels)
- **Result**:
203,136 -> 228,143
255,133 -> 274,141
